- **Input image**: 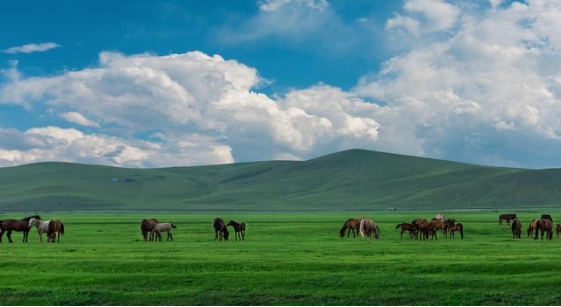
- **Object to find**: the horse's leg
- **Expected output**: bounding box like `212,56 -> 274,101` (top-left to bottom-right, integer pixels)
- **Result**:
7,230 -> 13,243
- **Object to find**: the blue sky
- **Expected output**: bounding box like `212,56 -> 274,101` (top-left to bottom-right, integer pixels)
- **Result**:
1,0 -> 561,169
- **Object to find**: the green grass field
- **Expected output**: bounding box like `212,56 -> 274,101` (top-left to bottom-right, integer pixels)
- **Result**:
2,211 -> 561,305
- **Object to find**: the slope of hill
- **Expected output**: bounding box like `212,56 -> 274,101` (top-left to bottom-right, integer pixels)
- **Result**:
0,149 -> 560,211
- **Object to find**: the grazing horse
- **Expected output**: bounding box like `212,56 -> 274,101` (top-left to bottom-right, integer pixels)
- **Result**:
150,223 -> 176,241
140,218 -> 159,242
359,218 -> 379,239
226,220 -> 246,241
0,215 -> 40,243
556,224 -> 561,237
396,223 -> 417,240
449,223 -> 464,239
527,219 -> 538,237
511,218 -> 522,239
535,218 -> 553,240
340,218 -> 361,238
29,217 -> 53,243
499,214 -> 517,225
47,219 -> 64,243
213,217 -> 229,241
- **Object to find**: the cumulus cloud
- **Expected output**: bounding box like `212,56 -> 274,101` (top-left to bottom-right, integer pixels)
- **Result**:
2,42 -> 61,54
357,0 -> 561,167
60,112 -> 100,127
0,51 -> 381,166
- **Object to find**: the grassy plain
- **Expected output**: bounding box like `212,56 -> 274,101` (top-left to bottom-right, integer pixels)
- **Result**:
1,211 -> 561,305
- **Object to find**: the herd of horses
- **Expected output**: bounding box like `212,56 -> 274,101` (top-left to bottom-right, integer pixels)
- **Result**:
0,216 -> 64,243
2,213 -> 560,243
500,213 -> 560,240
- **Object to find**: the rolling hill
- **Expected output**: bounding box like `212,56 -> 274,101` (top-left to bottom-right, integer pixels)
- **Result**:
1,149 -> 560,212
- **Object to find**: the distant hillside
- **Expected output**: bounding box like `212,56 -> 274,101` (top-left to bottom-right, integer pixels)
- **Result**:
1,149 -> 560,211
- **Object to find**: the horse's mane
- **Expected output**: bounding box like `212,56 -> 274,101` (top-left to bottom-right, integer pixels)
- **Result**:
21,215 -> 41,221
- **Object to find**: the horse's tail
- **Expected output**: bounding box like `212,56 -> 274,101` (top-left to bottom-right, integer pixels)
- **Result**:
60,222 -> 65,235
396,224 -> 402,230
171,223 -> 177,229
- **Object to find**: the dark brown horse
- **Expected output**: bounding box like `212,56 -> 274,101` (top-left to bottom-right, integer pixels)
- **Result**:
511,218 -> 522,238
535,218 -> 553,240
140,218 -> 159,242
213,217 -> 229,241
449,223 -> 464,239
541,214 -> 553,222
226,220 -> 246,241
556,224 -> 561,237
47,219 -> 64,243
396,223 -> 417,240
499,214 -> 517,225
0,215 -> 40,243
443,219 -> 456,237
340,218 -> 361,238
414,220 -> 436,240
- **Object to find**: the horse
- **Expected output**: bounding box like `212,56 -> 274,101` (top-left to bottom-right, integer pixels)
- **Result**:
359,218 -> 379,239
443,219 -> 456,237
541,214 -> 553,223
449,223 -> 464,239
140,218 -> 159,242
339,218 -> 361,238
150,223 -> 176,242
0,215 -> 40,243
534,218 -> 552,240
511,218 -> 522,239
499,213 -> 517,225
414,220 -> 433,240
29,217 -> 53,243
434,214 -> 445,222
527,219 -> 538,237
226,220 -> 246,241
213,217 -> 229,241
556,224 -> 561,237
47,219 -> 64,243
396,223 -> 417,240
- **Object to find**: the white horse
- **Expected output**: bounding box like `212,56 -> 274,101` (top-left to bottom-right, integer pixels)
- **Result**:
29,217 -> 51,243
434,214 -> 445,222
150,223 -> 177,241
359,218 -> 379,239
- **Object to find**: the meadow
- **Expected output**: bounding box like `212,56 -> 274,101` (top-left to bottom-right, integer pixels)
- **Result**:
1,210 -> 561,305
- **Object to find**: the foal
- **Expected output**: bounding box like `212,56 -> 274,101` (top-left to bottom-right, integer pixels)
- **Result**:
150,223 -> 176,242
226,220 -> 246,241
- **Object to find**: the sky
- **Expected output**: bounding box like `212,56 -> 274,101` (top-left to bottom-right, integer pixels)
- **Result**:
1,0 -> 561,169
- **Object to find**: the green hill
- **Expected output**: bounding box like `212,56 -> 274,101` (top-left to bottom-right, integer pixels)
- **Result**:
1,149 -> 560,211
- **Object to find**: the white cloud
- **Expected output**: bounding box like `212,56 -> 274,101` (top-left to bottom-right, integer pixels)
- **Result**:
0,51 -> 382,166
60,112 -> 100,127
386,0 -> 459,35
356,0 -> 561,167
2,42 -> 60,54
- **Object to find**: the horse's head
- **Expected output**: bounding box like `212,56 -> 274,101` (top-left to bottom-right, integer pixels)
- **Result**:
223,229 -> 229,241
226,220 -> 234,227
28,217 -> 40,227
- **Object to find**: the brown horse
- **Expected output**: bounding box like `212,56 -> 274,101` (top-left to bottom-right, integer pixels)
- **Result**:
340,218 -> 361,238
396,223 -> 417,240
226,220 -> 246,241
556,224 -> 561,237
511,218 -> 522,238
213,217 -> 229,241
443,219 -> 456,237
527,219 -> 538,237
140,218 -> 159,242
150,223 -> 176,242
535,218 -> 553,240
499,214 -> 517,225
541,214 -> 553,222
449,223 -> 464,239
359,219 -> 379,239
414,220 -> 435,240
0,215 -> 40,243
47,219 -> 65,243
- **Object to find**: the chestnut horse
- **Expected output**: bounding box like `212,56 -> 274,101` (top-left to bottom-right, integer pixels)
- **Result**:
213,217 -> 229,241
499,214 -> 517,226
226,220 -> 246,241
396,223 -> 417,240
340,218 -> 361,238
140,218 -> 159,242
0,215 -> 40,243
527,219 -> 538,237
535,218 -> 552,240
47,219 -> 64,243
449,223 -> 464,239
511,218 -> 522,238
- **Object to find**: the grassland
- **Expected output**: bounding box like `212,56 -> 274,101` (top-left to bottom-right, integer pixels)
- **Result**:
2,149 -> 561,212
2,211 -> 561,305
